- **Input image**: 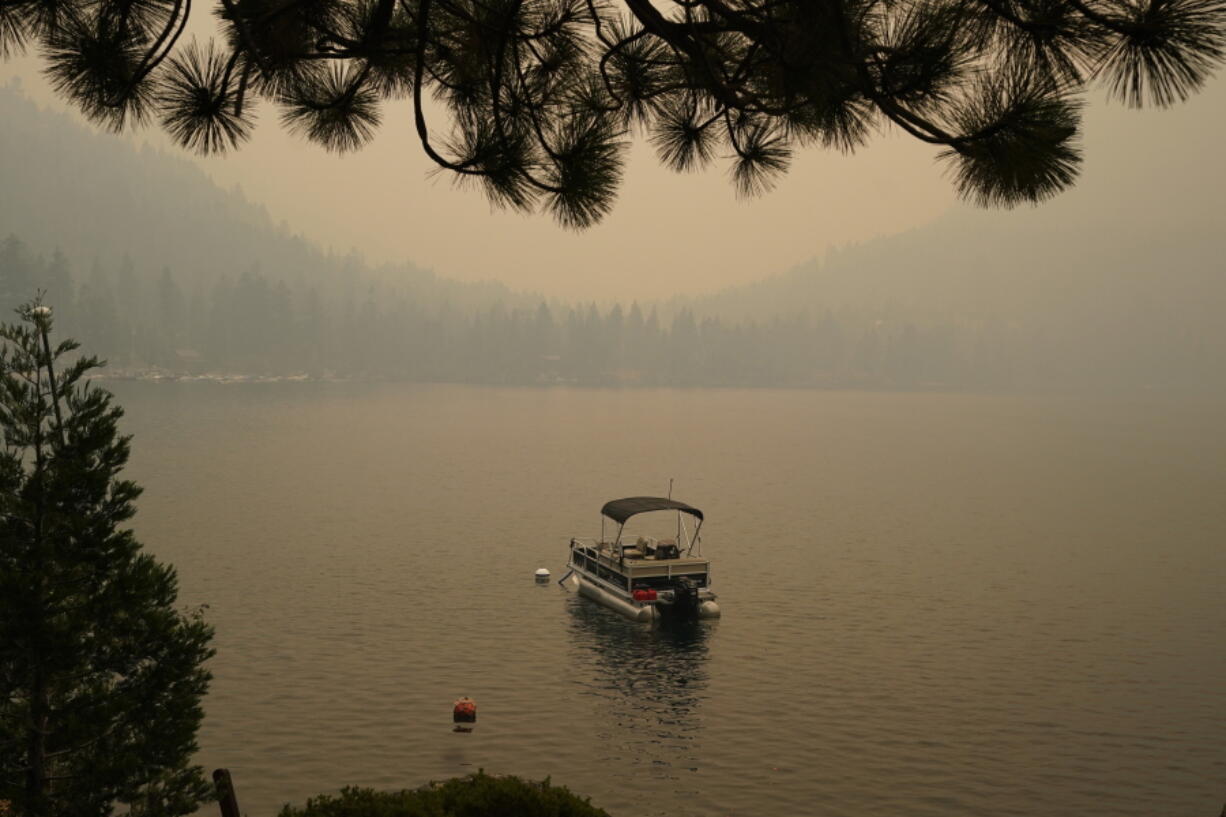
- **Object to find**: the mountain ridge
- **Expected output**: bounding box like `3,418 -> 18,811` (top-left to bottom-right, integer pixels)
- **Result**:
0,81 -> 531,311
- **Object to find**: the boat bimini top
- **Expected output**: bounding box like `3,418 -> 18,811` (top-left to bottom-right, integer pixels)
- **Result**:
600,497 -> 704,524
599,496 -> 704,555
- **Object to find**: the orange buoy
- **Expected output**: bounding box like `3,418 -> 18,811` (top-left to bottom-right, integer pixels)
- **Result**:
453,697 -> 477,723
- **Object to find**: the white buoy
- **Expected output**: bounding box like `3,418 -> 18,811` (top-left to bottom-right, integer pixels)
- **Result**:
534,567 -> 551,582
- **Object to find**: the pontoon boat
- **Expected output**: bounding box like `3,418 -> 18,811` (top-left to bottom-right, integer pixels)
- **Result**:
559,497 -> 720,622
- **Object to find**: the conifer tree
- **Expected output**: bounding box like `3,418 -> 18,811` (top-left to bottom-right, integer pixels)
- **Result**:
0,300 -> 215,817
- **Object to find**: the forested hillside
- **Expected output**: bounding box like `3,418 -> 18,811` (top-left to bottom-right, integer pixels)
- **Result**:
0,82 -> 529,310
0,83 -> 541,379
679,203 -> 1226,390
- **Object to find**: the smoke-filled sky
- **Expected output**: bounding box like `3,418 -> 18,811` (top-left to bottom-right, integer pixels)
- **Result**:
2,38 -> 1223,300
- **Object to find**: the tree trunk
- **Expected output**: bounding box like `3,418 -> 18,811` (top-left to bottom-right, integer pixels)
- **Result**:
26,350 -> 50,816
25,670 -> 48,817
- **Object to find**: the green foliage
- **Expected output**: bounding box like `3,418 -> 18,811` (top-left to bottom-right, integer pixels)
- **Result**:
3,0 -> 1223,225
0,299 -> 216,817
276,773 -> 611,817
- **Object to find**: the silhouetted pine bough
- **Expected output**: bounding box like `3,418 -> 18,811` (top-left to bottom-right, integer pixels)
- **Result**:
276,773 -> 611,817
3,0 -> 1224,225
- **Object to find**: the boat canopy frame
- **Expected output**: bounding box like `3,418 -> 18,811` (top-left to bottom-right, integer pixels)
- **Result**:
599,496 -> 704,555
601,497 -> 704,524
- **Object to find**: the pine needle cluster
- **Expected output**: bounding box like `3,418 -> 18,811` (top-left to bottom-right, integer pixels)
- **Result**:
2,0 -> 1223,225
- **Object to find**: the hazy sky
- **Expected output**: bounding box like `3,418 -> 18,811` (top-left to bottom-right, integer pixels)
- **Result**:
2,37 -> 1222,300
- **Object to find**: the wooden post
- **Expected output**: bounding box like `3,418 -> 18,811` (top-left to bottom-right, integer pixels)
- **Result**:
213,768 -> 241,817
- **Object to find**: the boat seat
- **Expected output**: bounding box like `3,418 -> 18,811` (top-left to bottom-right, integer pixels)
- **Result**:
621,547 -> 644,560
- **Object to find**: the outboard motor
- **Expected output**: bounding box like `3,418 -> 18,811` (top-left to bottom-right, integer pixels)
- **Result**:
669,577 -> 700,619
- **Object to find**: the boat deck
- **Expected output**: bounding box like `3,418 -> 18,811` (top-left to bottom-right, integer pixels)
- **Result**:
574,542 -> 710,580
620,554 -> 709,569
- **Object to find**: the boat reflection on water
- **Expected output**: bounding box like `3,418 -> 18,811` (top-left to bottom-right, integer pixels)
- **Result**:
565,596 -> 714,779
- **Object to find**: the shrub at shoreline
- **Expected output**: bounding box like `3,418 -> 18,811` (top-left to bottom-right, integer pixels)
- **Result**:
276,773 -> 611,817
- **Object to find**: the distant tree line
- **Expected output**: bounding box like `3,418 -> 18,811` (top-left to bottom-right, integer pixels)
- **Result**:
1,236 -> 1216,391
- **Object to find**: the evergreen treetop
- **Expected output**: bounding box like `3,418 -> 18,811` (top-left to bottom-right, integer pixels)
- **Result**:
0,300 -> 215,817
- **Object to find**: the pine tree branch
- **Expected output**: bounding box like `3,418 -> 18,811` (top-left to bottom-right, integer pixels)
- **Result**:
411,0 -> 489,174
117,0 -> 193,102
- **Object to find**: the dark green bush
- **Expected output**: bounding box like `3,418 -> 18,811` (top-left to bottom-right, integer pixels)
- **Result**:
276,773 -> 611,817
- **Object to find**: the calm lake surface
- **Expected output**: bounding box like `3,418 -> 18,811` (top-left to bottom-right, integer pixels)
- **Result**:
109,382 -> 1226,817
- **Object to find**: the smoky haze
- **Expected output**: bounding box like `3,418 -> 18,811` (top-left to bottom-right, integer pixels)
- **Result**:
4,30 -> 1222,302
4,21 -> 1226,817
0,64 -> 1223,391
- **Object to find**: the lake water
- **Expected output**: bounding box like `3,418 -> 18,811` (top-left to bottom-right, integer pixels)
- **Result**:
109,382 -> 1226,817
